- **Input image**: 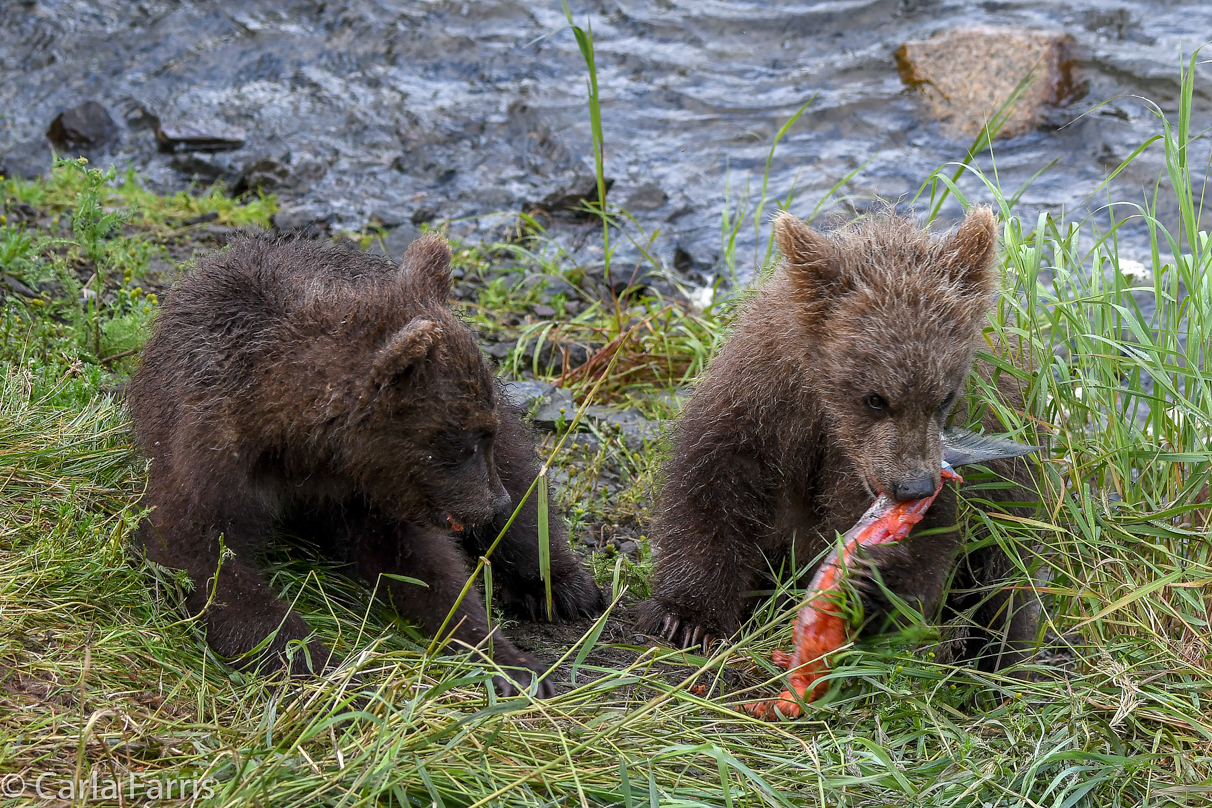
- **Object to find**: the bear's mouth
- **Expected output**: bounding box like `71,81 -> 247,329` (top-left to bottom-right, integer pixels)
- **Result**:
446,513 -> 465,532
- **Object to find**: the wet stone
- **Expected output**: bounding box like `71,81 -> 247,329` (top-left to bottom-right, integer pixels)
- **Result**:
484,342 -> 513,361
618,540 -> 639,557
895,27 -> 1081,140
234,156 -> 291,194
370,210 -> 408,228
412,206 -> 438,225
170,153 -> 238,185
121,101 -> 160,131
271,206 -> 335,234
0,139 -> 51,180
564,433 -> 601,454
156,121 -> 247,152
502,379 -> 556,410
529,387 -> 577,431
528,174 -> 614,220
623,182 -> 668,212
532,304 -> 557,318
525,339 -> 590,374
199,225 -> 240,245
1,273 -> 39,299
367,223 -> 421,263
521,274 -> 579,301
584,407 -> 659,452
46,101 -> 118,150
673,245 -> 695,274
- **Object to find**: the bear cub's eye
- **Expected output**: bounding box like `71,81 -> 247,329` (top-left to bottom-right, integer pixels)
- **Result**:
863,393 -> 889,413
461,432 -> 492,460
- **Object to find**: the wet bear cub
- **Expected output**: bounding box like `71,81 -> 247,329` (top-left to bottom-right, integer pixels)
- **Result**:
129,233 -> 603,695
637,208 -> 1038,672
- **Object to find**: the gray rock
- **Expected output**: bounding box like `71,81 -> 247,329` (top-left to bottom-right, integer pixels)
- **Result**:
370,209 -> 408,229
156,121 -> 247,152
526,173 -> 615,221
271,206 -> 335,233
618,420 -> 658,452
287,156 -> 327,194
484,341 -> 514,360
651,387 -> 691,410
623,182 -> 668,212
121,101 -> 160,131
521,274 -> 580,300
497,271 -> 524,289
564,433 -> 602,453
673,245 -> 695,274
584,407 -> 659,452
47,101 -> 118,150
412,206 -> 438,225
0,138 -> 51,180
531,388 -> 577,431
523,338 -> 590,374
895,27 -> 1080,140
170,152 -> 239,185
502,379 -> 556,410
233,153 -> 326,196
367,223 -> 422,263
199,225 -> 241,245
234,156 -> 292,194
1,273 -> 39,298
618,540 -> 639,556
666,204 -> 695,223
532,304 -> 557,318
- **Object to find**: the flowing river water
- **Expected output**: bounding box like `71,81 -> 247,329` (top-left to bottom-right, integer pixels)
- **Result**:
2,0 -> 1210,283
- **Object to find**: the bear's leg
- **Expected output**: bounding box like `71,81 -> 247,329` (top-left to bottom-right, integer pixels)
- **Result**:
461,406 -> 603,622
350,509 -> 556,697
141,489 -> 329,674
633,535 -> 765,651
946,541 -> 1040,673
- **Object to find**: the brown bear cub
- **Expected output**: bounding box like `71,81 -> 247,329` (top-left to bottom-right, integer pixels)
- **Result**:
129,233 -> 602,696
637,208 -> 1038,672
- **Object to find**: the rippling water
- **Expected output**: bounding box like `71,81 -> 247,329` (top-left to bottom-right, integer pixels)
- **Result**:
1,0 -> 1209,279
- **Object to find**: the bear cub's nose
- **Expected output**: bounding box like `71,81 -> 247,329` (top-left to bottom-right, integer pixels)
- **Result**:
891,472 -> 937,501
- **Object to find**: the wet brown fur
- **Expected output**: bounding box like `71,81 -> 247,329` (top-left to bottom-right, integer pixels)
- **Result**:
636,208 -> 1040,671
129,233 -> 603,694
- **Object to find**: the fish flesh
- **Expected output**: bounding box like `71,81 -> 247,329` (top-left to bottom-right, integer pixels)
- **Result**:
741,465 -> 962,720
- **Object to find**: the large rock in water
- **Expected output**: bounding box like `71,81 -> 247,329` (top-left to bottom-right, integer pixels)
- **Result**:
896,27 -> 1078,140
46,101 -> 119,150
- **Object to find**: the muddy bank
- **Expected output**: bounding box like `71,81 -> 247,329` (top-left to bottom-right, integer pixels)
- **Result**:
2,0 -> 1210,283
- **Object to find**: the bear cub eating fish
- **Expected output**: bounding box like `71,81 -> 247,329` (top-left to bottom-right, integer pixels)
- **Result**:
129,233 -> 603,696
637,207 -> 1039,672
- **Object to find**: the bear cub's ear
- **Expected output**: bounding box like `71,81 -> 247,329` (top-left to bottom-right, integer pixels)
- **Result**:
371,319 -> 443,388
773,211 -> 844,297
943,207 -> 998,296
400,232 -> 454,302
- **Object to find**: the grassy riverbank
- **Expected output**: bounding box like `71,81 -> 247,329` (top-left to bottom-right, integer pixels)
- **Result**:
2,58 -> 1211,808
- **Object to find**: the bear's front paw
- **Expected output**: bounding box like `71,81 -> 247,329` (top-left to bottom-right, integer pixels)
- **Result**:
492,651 -> 555,699
552,566 -> 605,620
502,567 -> 605,623
634,598 -> 722,652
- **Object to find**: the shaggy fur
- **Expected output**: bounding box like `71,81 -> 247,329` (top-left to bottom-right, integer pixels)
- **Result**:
129,233 -> 603,695
636,208 -> 1039,671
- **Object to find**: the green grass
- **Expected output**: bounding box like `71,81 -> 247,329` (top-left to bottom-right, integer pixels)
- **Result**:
1,42 -> 1211,808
